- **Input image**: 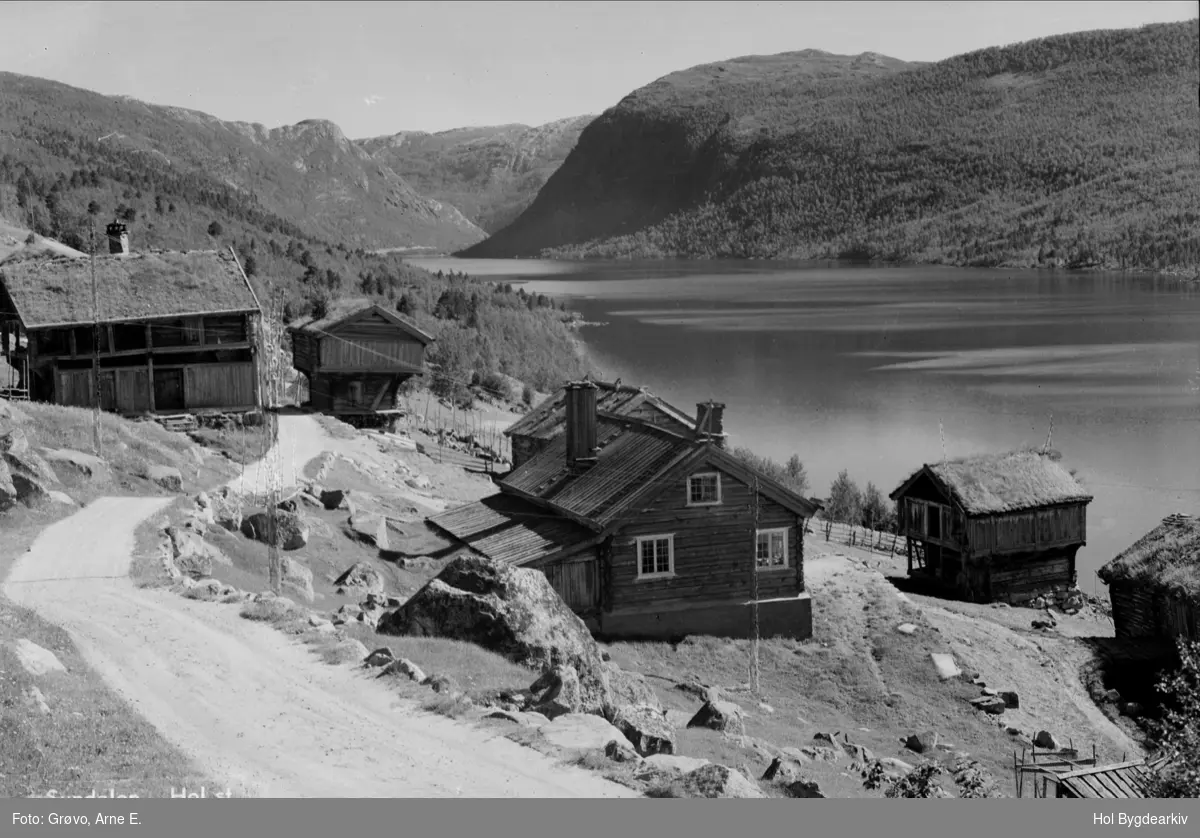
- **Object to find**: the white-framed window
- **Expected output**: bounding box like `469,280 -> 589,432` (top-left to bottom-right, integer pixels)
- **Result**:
756,527 -> 789,570
348,380 -> 364,406
636,534 -> 675,579
686,472 -> 722,506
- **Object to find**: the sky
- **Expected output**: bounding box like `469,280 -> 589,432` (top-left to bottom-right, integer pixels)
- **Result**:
0,1 -> 1195,137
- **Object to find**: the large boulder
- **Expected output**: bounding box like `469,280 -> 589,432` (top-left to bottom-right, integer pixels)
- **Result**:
540,713 -> 634,753
40,448 -> 109,479
378,555 -> 611,714
0,427 -> 30,456
612,705 -> 676,757
2,429 -> 59,487
143,464 -> 183,492
687,698 -> 745,735
334,562 -> 385,595
601,661 -> 663,714
346,512 -> 389,550
528,664 -> 584,720
166,526 -> 232,579
0,459 -> 17,507
281,558 -> 315,603
242,510 -> 310,550
678,764 -> 765,799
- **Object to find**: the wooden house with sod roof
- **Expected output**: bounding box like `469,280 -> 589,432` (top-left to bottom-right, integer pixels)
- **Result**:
428,381 -> 822,641
1097,513 -> 1199,641
505,379 -> 703,470
288,298 -> 433,425
0,224 -> 264,416
889,449 -> 1093,604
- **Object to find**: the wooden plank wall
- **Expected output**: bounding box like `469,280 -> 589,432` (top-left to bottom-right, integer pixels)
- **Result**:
185,363 -> 256,408
968,504 -> 1086,554
57,369 -> 92,407
608,462 -> 804,612
987,554 -> 1073,601
291,333 -> 318,372
115,369 -> 150,412
319,338 -> 422,369
1111,583 -> 1200,641
541,557 -> 601,612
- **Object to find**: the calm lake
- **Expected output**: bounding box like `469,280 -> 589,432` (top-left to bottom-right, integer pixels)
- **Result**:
411,257 -> 1200,585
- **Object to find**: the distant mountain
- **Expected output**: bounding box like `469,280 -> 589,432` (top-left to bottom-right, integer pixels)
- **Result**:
0,72 -> 485,252
463,21 -> 1200,273
359,115 -> 593,234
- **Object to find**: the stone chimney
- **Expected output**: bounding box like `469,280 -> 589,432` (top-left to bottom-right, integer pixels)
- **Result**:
564,380 -> 599,471
695,401 -> 727,448
106,222 -> 129,255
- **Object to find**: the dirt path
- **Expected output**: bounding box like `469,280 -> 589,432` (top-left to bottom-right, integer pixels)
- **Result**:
225,412 -> 331,503
3,455 -> 637,797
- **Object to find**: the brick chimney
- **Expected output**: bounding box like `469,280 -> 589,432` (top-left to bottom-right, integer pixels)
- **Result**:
564,380 -> 599,471
696,401 -> 727,448
106,222 -> 129,255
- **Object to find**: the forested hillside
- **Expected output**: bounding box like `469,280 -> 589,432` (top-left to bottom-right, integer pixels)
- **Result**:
359,115 -> 593,234
0,72 -> 485,253
0,73 -> 585,404
465,21 -> 1200,273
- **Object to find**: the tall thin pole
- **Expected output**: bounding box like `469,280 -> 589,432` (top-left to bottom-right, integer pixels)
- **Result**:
265,289 -> 282,595
750,475 -> 761,696
89,223 -> 102,457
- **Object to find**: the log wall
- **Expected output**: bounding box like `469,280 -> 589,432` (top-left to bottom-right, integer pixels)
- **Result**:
1110,582 -> 1200,641
606,461 -> 805,612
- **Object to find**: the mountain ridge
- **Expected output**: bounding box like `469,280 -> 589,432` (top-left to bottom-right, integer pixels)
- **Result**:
358,114 -> 594,234
0,71 -> 485,252
463,21 -> 1200,273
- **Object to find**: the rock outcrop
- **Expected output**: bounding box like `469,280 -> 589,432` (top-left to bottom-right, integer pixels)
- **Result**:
378,555 -> 613,714
334,562 -> 385,595
241,510 -> 310,550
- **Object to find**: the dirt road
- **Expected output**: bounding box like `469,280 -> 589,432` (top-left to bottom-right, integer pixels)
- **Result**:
4,467 -> 637,797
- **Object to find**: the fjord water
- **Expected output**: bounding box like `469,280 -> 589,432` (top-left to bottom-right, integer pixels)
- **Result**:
416,258 -> 1200,584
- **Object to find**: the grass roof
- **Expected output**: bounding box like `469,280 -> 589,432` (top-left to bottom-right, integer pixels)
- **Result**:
896,447 -> 1093,515
1098,514 -> 1200,598
0,249 -> 259,328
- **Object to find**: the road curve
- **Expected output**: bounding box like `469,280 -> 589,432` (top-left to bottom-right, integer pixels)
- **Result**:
4,443 -> 637,797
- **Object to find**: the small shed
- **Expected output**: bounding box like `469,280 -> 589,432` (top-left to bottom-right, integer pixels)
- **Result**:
289,299 -> 433,422
889,449 -> 1093,604
1097,513 -> 1200,641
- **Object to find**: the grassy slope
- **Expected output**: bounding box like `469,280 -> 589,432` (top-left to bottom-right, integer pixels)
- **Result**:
0,72 -> 483,252
0,399 -> 239,797
465,21 -> 1200,273
359,116 -> 594,234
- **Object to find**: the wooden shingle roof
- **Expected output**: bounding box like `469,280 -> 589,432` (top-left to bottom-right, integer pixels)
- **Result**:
287,297 -> 434,344
426,494 -> 596,566
506,380 -> 696,441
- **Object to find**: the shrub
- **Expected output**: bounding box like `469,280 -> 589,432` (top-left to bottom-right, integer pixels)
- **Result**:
1143,639 -> 1200,798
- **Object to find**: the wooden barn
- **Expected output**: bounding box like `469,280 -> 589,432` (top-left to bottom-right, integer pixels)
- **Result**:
889,449 -> 1093,604
288,298 -> 433,423
429,380 -> 821,641
505,379 -> 703,470
0,228 -> 264,416
1097,513 -> 1199,641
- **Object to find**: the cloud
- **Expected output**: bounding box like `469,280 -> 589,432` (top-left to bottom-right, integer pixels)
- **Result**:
363,94 -> 385,107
